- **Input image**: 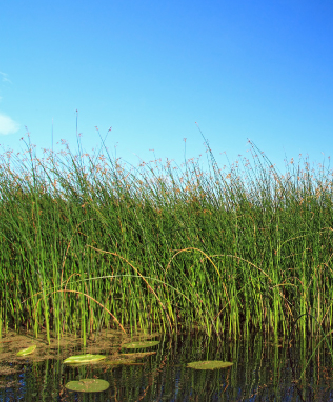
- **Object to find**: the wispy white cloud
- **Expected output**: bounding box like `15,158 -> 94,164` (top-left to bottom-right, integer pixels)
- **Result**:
0,113 -> 20,135
0,72 -> 11,83
0,73 -> 17,134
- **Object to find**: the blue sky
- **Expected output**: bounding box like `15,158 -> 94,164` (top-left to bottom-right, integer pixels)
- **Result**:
1,0 -> 333,187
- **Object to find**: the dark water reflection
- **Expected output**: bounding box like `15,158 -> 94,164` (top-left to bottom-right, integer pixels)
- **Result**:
1,330 -> 333,401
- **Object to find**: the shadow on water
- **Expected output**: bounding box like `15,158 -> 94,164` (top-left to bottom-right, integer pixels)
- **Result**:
1,327 -> 333,401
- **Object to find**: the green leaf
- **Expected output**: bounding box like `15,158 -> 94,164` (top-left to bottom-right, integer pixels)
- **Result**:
65,379 -> 109,393
121,352 -> 156,358
122,341 -> 159,349
187,360 -> 233,369
16,345 -> 36,357
64,354 -> 106,364
103,359 -> 137,365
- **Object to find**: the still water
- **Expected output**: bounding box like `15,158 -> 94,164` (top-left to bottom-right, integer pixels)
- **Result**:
0,328 -> 333,401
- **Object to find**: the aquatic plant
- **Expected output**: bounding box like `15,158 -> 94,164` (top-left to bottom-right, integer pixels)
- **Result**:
122,341 -> 159,348
65,379 -> 110,393
0,128 -> 333,343
16,344 -> 36,356
187,360 -> 233,369
64,354 -> 106,364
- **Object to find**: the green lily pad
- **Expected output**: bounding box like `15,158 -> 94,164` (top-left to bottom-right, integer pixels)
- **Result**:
187,360 -> 233,369
65,379 -> 109,393
121,352 -> 156,358
16,345 -> 37,357
122,341 -> 159,349
104,359 -> 138,365
64,354 -> 106,364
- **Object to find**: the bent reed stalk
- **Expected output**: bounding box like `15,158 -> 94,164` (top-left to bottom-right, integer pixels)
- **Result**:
0,131 -> 333,344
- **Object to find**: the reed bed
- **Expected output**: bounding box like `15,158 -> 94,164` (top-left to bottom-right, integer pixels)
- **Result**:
1,131 -> 333,343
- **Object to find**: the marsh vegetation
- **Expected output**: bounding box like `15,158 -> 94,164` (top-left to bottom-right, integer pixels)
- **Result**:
1,130 -> 333,344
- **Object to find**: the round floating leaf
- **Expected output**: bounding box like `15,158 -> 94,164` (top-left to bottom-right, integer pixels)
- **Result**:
122,341 -> 159,349
121,352 -> 156,359
187,361 -> 233,370
104,359 -> 137,365
16,345 -> 37,357
64,354 -> 106,364
65,379 -> 109,393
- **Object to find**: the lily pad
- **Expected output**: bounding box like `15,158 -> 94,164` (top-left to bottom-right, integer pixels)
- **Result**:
122,341 -> 159,349
187,360 -> 233,370
121,352 -> 156,359
16,345 -> 37,357
65,379 -> 109,393
103,359 -> 138,365
64,354 -> 106,364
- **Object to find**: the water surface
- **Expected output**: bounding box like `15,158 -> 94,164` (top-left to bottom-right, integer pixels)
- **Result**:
0,328 -> 332,401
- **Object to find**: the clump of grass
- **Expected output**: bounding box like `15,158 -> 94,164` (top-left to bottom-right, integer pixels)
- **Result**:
0,129 -> 333,344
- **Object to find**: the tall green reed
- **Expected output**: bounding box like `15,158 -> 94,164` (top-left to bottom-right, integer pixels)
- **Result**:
0,130 -> 333,343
